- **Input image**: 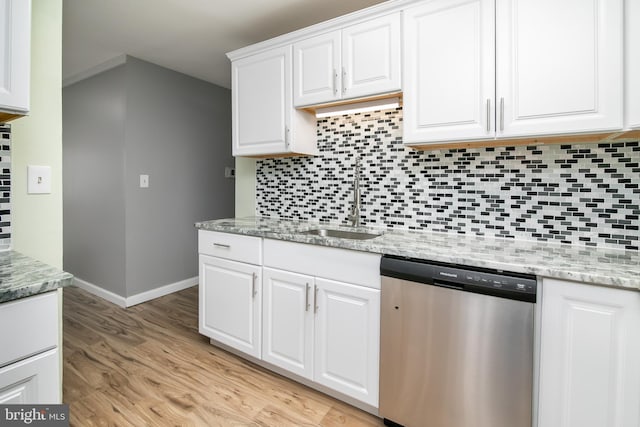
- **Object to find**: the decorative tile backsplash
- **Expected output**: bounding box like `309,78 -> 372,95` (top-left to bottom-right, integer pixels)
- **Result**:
257,108 -> 640,251
0,124 -> 11,251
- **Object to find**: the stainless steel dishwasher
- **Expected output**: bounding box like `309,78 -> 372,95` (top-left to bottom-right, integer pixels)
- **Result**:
379,255 -> 537,427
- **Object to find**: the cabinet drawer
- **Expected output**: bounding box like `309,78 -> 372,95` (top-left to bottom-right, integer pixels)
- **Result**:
198,230 -> 262,265
264,239 -> 380,289
0,291 -> 59,368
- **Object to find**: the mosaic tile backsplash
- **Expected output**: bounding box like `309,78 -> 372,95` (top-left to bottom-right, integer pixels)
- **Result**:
0,124 -> 10,251
257,108 -> 640,251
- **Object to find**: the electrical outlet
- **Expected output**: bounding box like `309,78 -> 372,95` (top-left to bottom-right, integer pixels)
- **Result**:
27,165 -> 52,194
140,174 -> 149,188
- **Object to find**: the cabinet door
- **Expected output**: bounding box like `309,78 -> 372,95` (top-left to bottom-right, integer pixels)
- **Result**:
0,0 -> 30,114
293,32 -> 341,107
232,46 -> 291,156
314,278 -> 380,406
199,255 -> 262,358
403,0 -> 495,144
538,278 -> 640,427
262,268 -> 314,379
625,0 -> 640,129
342,13 -> 401,101
0,349 -> 60,404
496,0 -> 623,137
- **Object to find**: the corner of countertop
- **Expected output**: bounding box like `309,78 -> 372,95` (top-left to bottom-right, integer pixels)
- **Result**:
0,250 -> 74,304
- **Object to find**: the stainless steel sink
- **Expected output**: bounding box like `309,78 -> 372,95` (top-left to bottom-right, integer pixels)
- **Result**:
300,228 -> 382,240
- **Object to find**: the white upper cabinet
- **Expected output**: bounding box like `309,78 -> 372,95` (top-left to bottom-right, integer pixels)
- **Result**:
0,0 -> 30,118
496,0 -> 623,137
232,46 -> 316,157
625,0 -> 640,129
342,13 -> 401,101
404,0 -> 624,146
293,13 -> 401,107
403,0 -> 495,144
293,32 -> 341,107
538,278 -> 640,427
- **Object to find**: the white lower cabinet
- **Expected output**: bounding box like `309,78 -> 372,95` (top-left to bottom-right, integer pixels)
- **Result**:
0,291 -> 62,404
199,232 -> 382,409
262,268 -> 380,407
199,254 -> 262,358
538,278 -> 640,427
313,278 -> 380,406
262,239 -> 381,408
0,349 -> 60,404
262,267 -> 314,379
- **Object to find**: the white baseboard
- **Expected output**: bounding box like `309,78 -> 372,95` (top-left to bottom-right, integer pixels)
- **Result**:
73,277 -> 127,307
125,276 -> 198,307
72,276 -> 198,308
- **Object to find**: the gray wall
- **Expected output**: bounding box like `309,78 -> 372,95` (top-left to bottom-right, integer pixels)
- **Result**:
123,57 -> 234,296
63,65 -> 127,296
63,56 -> 234,299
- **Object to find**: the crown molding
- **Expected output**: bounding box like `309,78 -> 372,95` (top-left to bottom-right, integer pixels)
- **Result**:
226,0 -> 422,61
62,54 -> 127,88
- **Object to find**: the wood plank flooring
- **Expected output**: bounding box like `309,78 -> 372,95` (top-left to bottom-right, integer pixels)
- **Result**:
63,286 -> 385,426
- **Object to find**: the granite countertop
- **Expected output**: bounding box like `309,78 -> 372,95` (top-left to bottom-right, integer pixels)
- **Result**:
0,251 -> 74,303
196,217 -> 640,292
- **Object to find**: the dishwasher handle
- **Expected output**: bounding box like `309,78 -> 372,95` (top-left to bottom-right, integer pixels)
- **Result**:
433,280 -> 464,291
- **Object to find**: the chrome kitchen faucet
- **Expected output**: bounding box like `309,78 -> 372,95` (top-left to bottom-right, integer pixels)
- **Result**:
349,157 -> 362,227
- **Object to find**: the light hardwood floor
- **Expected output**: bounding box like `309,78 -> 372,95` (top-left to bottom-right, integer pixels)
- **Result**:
63,286 -> 385,426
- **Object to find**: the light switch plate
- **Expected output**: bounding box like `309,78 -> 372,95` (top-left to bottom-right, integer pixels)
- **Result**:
27,165 -> 52,194
140,174 -> 149,188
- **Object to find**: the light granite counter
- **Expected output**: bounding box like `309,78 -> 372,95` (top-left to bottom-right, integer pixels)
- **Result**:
196,217 -> 640,292
0,251 -> 74,303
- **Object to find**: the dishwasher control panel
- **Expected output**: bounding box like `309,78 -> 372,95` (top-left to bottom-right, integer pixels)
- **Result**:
381,256 -> 537,303
435,265 -> 536,294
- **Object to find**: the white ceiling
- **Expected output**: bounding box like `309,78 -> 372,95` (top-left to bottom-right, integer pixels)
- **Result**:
62,0 -> 387,89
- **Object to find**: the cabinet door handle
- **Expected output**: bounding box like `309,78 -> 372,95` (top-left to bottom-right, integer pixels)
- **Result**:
342,67 -> 347,93
486,98 -> 491,133
252,272 -> 257,297
285,126 -> 290,148
333,69 -> 338,95
305,283 -> 310,311
499,97 -> 504,132
213,243 -> 230,249
314,286 -> 319,313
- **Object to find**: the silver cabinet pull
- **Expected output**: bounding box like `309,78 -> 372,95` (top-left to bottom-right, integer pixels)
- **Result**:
342,67 -> 347,93
285,126 -> 290,148
486,98 -> 491,133
252,272 -> 257,297
305,283 -> 310,311
499,97 -> 504,132
213,243 -> 230,249
314,286 -> 319,313
333,69 -> 338,95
